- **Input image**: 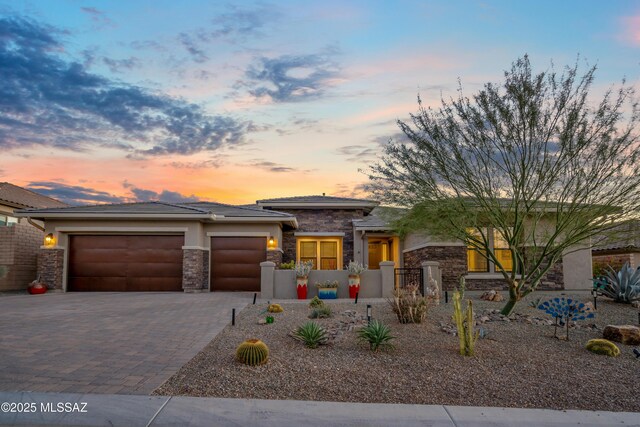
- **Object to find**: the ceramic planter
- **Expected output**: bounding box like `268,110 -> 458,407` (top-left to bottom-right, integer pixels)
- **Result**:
28,284 -> 47,295
348,274 -> 360,299
318,287 -> 338,299
296,276 -> 308,299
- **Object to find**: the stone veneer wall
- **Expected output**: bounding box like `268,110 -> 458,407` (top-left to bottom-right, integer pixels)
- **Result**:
273,209 -> 365,267
0,224 -> 45,291
404,245 -> 564,291
404,246 -> 467,290
183,249 -> 207,291
266,250 -> 283,267
37,248 -> 64,290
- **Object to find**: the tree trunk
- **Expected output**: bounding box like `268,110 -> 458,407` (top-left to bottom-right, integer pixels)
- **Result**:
500,284 -> 520,315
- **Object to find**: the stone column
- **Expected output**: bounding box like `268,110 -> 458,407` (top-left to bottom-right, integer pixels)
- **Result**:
37,248 -> 64,290
422,261 -> 442,294
260,261 -> 275,299
183,248 -> 207,292
266,249 -> 283,267
379,261 -> 395,298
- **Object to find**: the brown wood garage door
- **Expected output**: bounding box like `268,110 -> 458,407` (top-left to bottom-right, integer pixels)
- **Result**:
210,237 -> 266,291
68,235 -> 184,292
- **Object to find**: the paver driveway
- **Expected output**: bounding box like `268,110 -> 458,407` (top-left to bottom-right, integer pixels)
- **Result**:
0,292 -> 249,395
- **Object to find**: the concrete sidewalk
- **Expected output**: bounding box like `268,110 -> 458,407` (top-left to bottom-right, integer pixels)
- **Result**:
0,392 -> 637,427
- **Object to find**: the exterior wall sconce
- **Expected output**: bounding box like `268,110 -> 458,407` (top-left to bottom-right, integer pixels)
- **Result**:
44,233 -> 55,247
267,236 -> 276,248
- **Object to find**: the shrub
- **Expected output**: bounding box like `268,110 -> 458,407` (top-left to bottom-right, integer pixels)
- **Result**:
586,339 -> 620,357
593,262 -> 640,303
293,321 -> 328,348
453,290 -> 478,356
294,261 -> 313,277
387,285 -> 430,324
346,260 -> 367,275
236,339 -> 269,365
280,260 -> 295,270
267,303 -> 283,313
308,296 -> 324,308
315,280 -> 339,289
358,320 -> 395,351
309,306 -> 332,319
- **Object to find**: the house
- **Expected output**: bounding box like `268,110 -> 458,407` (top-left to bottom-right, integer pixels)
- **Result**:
16,194 -> 592,294
0,182 -> 68,291
592,220 -> 640,275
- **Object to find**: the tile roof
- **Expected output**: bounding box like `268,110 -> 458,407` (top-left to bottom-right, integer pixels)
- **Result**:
16,200 -> 294,219
0,182 -> 68,209
592,220 -> 640,252
257,195 -> 377,204
353,207 -> 403,230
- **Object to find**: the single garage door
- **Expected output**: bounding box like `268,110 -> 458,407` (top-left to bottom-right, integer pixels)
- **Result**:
68,235 -> 184,292
210,237 -> 266,291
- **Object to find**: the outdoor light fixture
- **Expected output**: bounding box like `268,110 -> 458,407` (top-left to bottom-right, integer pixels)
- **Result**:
591,288 -> 598,310
44,233 -> 54,246
366,304 -> 372,325
268,236 -> 275,246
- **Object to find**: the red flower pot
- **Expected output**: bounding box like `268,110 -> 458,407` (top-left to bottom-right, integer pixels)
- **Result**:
349,285 -> 360,299
28,284 -> 47,295
297,285 -> 307,299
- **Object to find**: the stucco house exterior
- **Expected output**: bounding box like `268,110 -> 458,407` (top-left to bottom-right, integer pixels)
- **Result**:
16,194 -> 592,294
0,182 -> 68,291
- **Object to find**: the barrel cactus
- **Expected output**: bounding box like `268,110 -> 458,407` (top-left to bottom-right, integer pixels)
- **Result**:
586,339 -> 620,357
268,303 -> 283,313
236,339 -> 269,365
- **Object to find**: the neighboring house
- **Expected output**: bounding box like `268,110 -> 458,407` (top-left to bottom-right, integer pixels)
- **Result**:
0,182 -> 68,291
16,194 -> 591,294
592,220 -> 640,275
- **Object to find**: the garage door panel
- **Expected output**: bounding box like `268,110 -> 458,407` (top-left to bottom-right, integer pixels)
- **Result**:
126,263 -> 183,278
70,249 -> 132,264
70,277 -> 127,292
70,236 -> 128,250
212,250 -> 264,264
210,237 -> 265,292
68,235 -> 183,292
126,248 -> 184,263
68,262 -> 128,277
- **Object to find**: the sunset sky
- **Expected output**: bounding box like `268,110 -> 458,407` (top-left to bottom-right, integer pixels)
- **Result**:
0,0 -> 638,205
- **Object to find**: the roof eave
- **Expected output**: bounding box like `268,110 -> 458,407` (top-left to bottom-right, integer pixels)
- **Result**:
13,212 -> 213,220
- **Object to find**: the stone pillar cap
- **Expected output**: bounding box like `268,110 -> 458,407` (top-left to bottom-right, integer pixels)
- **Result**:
260,261 -> 276,267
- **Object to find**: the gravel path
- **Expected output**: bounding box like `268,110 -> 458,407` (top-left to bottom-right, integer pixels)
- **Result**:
154,292 -> 640,411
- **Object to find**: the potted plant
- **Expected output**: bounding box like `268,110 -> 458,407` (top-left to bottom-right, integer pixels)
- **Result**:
27,276 -> 47,295
346,260 -> 367,299
294,261 -> 313,300
316,280 -> 339,299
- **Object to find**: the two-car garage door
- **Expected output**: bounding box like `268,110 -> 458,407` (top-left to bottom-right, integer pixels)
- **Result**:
68,235 -> 183,292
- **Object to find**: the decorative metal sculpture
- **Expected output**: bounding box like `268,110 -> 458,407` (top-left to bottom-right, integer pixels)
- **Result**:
538,297 -> 595,340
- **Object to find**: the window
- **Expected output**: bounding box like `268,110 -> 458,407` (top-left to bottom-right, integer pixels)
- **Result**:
0,214 -> 18,227
466,227 -> 514,273
296,238 -> 342,270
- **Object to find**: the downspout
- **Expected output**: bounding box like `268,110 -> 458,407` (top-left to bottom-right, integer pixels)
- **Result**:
27,217 -> 45,232
361,230 -> 366,265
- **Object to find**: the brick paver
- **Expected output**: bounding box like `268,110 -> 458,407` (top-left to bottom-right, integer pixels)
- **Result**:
0,292 -> 249,394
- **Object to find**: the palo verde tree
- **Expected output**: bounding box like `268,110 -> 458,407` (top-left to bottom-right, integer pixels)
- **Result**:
367,55 -> 640,315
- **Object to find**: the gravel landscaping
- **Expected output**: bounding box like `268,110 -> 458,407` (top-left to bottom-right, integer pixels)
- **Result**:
154,291 -> 640,411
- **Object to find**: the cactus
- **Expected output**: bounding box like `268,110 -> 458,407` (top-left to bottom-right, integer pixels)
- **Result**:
453,290 -> 478,356
267,303 -> 283,313
308,296 -> 324,308
586,339 -> 620,357
236,339 -> 269,366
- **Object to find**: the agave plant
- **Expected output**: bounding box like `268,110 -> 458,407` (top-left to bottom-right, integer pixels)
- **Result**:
593,262 -> 640,303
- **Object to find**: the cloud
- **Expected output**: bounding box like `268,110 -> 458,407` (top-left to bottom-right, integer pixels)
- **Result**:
167,159 -> 223,169
618,15 -> 640,46
239,49 -> 342,102
27,181 -> 125,205
178,32 -> 209,63
336,132 -> 403,162
332,182 -> 370,199
80,7 -> 115,29
244,160 -> 313,173
129,188 -> 199,203
0,16 -> 250,156
102,56 -> 140,73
